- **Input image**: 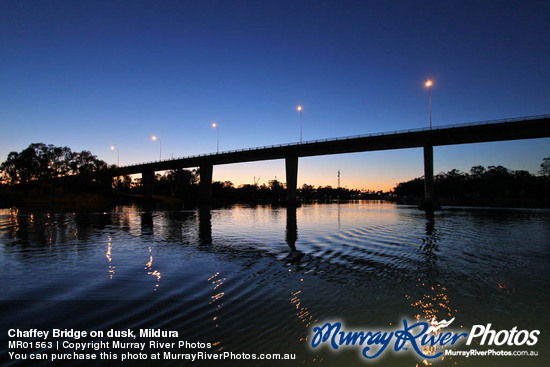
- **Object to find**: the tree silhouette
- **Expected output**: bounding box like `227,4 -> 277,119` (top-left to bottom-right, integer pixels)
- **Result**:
540,157 -> 550,176
393,161 -> 550,207
0,143 -> 108,184
470,165 -> 486,178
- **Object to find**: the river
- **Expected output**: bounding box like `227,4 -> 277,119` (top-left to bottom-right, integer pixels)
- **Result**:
1,202 -> 548,366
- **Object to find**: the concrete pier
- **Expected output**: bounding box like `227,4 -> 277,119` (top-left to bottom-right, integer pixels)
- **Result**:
200,164 -> 213,205
421,145 -> 440,210
285,156 -> 299,206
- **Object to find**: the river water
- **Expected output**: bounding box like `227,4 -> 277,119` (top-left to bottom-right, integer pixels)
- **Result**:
1,202 -> 548,366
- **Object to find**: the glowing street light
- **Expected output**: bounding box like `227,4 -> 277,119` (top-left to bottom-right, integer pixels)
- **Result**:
297,105 -> 303,143
152,136 -> 162,160
212,123 -> 219,153
425,80 -> 433,129
110,146 -> 119,166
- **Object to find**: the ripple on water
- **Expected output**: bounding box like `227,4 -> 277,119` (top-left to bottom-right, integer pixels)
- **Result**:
1,204 -> 549,366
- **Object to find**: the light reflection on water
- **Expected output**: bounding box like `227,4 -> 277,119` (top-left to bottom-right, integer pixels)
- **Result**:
0,202 -> 549,366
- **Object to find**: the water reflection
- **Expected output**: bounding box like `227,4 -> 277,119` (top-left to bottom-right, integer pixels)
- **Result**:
145,246 -> 161,291
422,211 -> 439,258
162,210 -> 195,240
290,289 -> 315,337
207,272 -> 225,351
140,211 -> 154,236
285,207 -> 304,263
198,207 -> 212,245
286,207 -> 297,251
2,205 -> 304,265
106,235 -> 115,279
408,211 -> 455,364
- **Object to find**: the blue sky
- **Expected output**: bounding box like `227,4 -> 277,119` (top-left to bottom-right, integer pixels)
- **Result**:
1,0 -> 549,190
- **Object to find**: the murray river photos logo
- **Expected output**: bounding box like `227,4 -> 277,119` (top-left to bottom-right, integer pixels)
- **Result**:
310,318 -> 540,361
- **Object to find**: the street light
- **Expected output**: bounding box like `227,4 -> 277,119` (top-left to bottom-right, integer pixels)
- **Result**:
110,146 -> 119,166
425,80 -> 433,129
297,105 -> 303,143
212,123 -> 219,153
152,136 -> 162,160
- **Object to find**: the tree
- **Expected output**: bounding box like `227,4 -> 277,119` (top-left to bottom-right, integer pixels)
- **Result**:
113,175 -> 132,191
0,143 -> 108,184
70,150 -> 107,176
486,165 -> 510,177
539,157 -> 550,176
157,169 -> 199,197
470,165 -> 486,178
165,168 -> 198,186
268,179 -> 285,200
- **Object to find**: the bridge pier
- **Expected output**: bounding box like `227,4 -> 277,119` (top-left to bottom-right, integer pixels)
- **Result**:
285,156 -> 299,206
200,164 -> 213,205
421,145 -> 440,210
142,169 -> 155,200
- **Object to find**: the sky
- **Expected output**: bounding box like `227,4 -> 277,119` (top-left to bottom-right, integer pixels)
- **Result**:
1,0 -> 549,191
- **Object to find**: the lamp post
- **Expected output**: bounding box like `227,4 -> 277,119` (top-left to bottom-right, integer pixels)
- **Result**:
297,105 -> 303,143
212,123 -> 219,153
152,136 -> 162,160
425,80 -> 433,129
110,146 -> 119,166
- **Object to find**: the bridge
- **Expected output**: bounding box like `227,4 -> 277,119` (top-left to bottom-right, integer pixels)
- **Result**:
115,114 -> 550,209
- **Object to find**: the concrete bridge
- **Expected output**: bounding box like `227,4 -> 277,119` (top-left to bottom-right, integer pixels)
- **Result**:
115,114 -> 550,208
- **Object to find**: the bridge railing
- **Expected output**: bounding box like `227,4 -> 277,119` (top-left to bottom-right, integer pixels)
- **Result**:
119,114 -> 549,168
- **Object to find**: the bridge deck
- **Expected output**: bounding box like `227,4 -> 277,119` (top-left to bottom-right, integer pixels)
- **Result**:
117,115 -> 550,175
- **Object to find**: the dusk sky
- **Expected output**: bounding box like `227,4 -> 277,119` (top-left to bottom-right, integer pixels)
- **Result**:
1,0 -> 549,190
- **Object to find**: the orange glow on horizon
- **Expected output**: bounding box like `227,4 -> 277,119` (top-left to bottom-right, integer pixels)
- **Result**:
211,175 -> 398,192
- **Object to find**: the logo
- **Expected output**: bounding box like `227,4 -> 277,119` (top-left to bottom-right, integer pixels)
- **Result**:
311,318 -> 465,359
310,318 -> 540,361
466,324 -> 539,346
